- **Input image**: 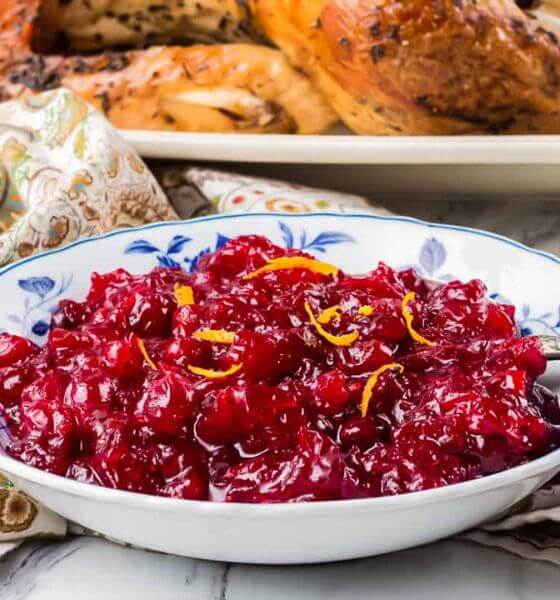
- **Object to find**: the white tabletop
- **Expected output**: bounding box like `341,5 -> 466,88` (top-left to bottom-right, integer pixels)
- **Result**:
2,536 -> 560,600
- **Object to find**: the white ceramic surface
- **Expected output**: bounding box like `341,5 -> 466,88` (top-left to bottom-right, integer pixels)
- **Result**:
123,130 -> 560,165
122,131 -> 560,195
2,212 -> 560,564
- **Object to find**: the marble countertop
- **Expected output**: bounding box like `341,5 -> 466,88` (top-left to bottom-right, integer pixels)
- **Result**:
3,536 -> 560,600
3,192 -> 560,599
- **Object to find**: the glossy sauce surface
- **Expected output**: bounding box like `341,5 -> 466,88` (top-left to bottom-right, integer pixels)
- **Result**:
0,235 -> 558,502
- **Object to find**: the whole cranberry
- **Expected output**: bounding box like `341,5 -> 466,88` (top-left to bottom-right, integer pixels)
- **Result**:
312,370 -> 350,417
63,374 -> 118,428
0,366 -> 29,407
9,434 -> 73,475
398,268 -> 429,296
17,374 -> 78,471
75,414 -> 144,490
162,337 -> 209,370
87,269 -> 135,305
230,330 -> 304,382
101,340 -> 143,379
484,304 -> 516,338
212,429 -> 344,503
196,235 -> 285,278
148,440 -> 208,500
134,370 -> 195,436
51,300 -> 89,329
20,373 -> 66,434
0,334 -> 37,368
125,288 -> 172,337
85,413 -> 130,457
47,328 -> 87,357
195,387 -> 252,446
336,339 -> 394,376
339,263 -> 404,298
339,415 -> 390,449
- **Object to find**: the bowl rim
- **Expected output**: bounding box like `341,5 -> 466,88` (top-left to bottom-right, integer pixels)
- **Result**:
1,210 -> 560,515
2,210 -> 560,279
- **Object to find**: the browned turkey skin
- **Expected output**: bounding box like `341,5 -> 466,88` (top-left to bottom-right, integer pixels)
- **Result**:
2,0 -> 560,134
33,0 -> 264,53
250,0 -> 560,134
0,1 -> 337,134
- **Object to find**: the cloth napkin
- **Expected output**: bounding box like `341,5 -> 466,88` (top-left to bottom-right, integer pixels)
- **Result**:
0,89 -> 176,267
0,90 -> 560,566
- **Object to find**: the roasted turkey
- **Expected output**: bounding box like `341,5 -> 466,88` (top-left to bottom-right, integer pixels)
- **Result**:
0,1 -> 337,134
1,0 -> 560,134
33,0 -> 264,53
250,0 -> 560,134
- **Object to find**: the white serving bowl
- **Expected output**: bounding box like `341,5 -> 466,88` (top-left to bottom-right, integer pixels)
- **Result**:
1,212 -> 560,564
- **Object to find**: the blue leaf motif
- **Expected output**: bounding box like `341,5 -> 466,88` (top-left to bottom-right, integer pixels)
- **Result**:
157,255 -> 181,269
419,238 -> 446,276
307,232 -> 355,248
18,276 -> 55,298
215,234 -> 230,249
490,291 -> 512,305
520,327 -> 533,337
124,240 -> 160,254
186,248 -> 211,273
522,304 -> 531,319
278,223 -> 294,248
31,320 -> 50,337
166,235 -> 192,255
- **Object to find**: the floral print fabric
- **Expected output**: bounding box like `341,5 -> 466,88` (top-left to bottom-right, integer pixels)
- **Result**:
0,89 -> 176,267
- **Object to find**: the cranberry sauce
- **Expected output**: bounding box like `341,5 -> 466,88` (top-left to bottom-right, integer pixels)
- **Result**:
0,235 -> 558,502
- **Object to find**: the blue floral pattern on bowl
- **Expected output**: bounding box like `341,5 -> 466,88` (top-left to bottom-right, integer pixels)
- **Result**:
3,216 -> 559,341
277,223 -> 355,254
124,235 -> 193,269
6,275 -> 73,343
403,237 -> 455,281
407,238 -> 560,337
124,222 -> 356,273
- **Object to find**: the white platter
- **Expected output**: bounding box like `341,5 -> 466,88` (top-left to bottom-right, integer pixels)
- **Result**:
122,130 -> 560,196
1,212 -> 560,564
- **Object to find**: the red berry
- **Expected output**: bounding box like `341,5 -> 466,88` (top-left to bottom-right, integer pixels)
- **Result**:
134,370 -> 195,436
101,340 -> 143,379
0,236 -> 556,502
312,370 -> 350,416
125,288 -> 172,337
0,334 -> 37,368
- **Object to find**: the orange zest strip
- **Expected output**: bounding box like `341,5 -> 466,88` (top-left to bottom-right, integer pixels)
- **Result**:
358,305 -> 374,317
187,363 -> 242,379
401,292 -> 434,347
136,337 -> 157,371
361,363 -> 404,417
304,302 -> 359,347
317,305 -> 343,325
193,329 -> 236,344
243,256 -> 338,280
174,284 -> 195,307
